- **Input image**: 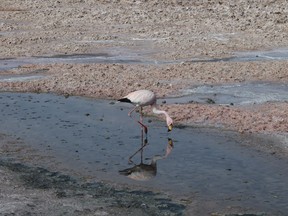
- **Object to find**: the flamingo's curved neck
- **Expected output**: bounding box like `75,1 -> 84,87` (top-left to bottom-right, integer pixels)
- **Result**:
151,104 -> 173,128
152,105 -> 166,115
152,105 -> 170,119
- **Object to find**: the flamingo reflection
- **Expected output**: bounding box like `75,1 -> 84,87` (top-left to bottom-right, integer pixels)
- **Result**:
119,130 -> 173,181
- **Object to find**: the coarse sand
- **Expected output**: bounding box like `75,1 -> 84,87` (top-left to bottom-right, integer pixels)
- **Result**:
1,1 -> 288,215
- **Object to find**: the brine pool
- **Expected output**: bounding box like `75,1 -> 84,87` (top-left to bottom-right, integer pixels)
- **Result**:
0,92 -> 288,215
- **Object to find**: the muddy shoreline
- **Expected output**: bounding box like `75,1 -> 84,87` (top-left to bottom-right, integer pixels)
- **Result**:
0,157 -> 185,216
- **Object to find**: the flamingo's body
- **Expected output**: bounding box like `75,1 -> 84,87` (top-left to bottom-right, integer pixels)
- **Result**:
119,90 -> 157,107
118,90 -> 173,132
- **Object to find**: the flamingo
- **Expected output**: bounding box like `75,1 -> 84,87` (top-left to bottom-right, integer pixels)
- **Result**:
118,89 -> 173,133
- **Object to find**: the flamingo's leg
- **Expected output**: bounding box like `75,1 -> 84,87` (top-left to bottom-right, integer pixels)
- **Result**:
137,120 -> 148,134
128,106 -> 138,117
139,106 -> 148,134
128,106 -> 148,134
139,106 -> 143,123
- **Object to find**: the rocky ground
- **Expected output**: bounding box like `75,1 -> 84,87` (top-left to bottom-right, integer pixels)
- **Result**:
1,0 -> 288,215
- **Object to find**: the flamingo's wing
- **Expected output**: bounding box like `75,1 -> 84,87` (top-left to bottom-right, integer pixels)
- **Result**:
126,90 -> 156,106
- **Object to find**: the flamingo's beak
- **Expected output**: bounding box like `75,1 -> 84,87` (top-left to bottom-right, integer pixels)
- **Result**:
168,124 -> 173,132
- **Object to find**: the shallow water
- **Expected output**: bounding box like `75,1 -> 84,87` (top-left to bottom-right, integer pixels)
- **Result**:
160,82 -> 288,105
1,48 -> 288,71
1,92 -> 288,214
0,74 -> 45,82
0,53 -> 144,71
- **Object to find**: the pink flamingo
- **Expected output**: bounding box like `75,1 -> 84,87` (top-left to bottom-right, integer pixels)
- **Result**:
118,89 -> 173,133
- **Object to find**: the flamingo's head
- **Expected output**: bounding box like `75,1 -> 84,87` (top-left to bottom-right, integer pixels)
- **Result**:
166,116 -> 173,132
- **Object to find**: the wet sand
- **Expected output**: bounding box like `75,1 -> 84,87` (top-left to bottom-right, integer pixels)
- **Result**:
1,0 -> 288,215
0,144 -> 185,216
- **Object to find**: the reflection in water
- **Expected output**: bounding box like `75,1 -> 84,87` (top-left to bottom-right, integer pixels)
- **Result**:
119,129 -> 173,181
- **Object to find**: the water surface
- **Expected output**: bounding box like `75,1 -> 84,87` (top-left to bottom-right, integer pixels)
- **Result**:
160,82 -> 288,105
1,48 -> 288,71
0,92 -> 288,215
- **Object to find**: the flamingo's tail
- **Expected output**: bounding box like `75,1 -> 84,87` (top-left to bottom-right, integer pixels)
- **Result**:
118,98 -> 132,103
